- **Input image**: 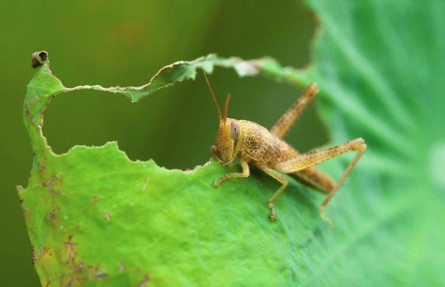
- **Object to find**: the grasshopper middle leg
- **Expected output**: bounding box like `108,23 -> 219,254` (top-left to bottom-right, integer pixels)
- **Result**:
261,167 -> 288,222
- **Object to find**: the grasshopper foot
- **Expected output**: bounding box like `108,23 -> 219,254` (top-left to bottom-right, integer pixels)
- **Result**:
320,206 -> 335,230
268,202 -> 276,222
213,175 -> 229,187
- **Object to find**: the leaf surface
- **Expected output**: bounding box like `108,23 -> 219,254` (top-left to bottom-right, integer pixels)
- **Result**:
290,0 -> 445,285
21,53 -> 322,286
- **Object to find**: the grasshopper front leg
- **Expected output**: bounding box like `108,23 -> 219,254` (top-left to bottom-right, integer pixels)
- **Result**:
213,160 -> 250,187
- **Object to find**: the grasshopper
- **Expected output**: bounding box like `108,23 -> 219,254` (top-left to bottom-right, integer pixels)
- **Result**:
204,73 -> 367,227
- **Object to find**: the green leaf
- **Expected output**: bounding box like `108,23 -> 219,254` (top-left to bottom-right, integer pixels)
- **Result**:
19,0 -> 445,284
292,0 -> 444,285
20,52 -> 325,286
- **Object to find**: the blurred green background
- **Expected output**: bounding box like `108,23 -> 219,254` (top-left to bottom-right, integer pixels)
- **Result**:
0,0 -> 324,285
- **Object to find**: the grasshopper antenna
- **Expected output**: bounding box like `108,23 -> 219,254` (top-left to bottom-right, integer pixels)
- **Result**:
223,94 -> 231,122
203,72 -> 222,123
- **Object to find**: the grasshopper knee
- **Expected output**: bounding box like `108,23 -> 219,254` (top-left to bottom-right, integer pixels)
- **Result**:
350,138 -> 367,152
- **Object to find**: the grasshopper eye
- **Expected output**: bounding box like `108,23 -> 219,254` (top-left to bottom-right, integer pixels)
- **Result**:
230,122 -> 240,141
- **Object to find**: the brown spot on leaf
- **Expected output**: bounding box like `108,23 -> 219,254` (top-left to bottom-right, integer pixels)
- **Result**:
136,274 -> 150,287
25,105 -> 31,119
48,210 -> 57,220
96,272 -> 108,280
76,259 -> 84,272
65,276 -> 75,287
88,197 -> 98,212
40,246 -> 47,257
119,263 -> 126,273
86,263 -> 109,281
38,163 -> 46,173
31,245 -> 36,265
63,248 -> 87,286
103,211 -> 111,221
43,172 -> 62,196
64,236 -> 77,264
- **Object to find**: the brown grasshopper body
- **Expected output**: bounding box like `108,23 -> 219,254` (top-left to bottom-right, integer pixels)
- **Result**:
204,74 -> 366,227
220,119 -> 335,192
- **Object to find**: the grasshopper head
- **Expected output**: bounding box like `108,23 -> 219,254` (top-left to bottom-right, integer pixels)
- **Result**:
204,73 -> 242,164
214,118 -> 242,163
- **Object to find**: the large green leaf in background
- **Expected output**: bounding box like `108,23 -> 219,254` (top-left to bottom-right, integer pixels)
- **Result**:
294,0 -> 445,285
19,0 -> 445,286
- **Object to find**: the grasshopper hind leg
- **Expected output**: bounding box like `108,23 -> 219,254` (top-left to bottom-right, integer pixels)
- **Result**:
270,83 -> 319,139
291,167 -> 334,194
275,138 -> 367,228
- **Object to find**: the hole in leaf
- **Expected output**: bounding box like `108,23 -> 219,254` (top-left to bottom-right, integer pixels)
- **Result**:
43,71 -> 328,170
